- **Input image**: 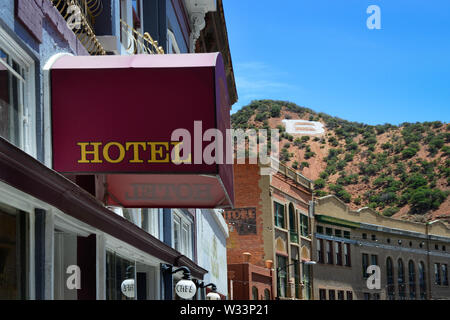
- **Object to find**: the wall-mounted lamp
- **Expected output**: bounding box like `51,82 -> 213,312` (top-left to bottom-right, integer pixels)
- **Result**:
195,281 -> 221,300
161,264 -> 196,300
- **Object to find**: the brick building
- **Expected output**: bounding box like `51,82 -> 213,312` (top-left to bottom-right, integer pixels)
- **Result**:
224,159 -> 314,299
312,195 -> 450,300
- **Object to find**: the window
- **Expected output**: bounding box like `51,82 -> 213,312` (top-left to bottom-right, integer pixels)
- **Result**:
0,36 -> 35,156
302,263 -> 311,300
172,210 -> 193,259
264,289 -> 270,300
362,233 -> 367,240
328,289 -> 335,300
274,202 -> 285,229
371,234 -> 376,241
335,242 -> 342,266
292,259 -> 300,299
326,241 -> 333,264
142,208 -> 160,239
337,290 -> 344,300
0,208 -> 28,299
373,293 -> 380,300
106,251 -> 136,300
434,263 -> 441,285
363,292 -> 371,300
316,225 -> 323,234
319,288 -> 326,300
387,238 -> 391,244
408,260 -> 416,300
434,244 -> 439,250
252,286 -> 258,300
362,254 -> 369,278
346,291 -> 353,300
317,239 -> 324,264
325,228 -> 332,236
289,205 -> 298,243
386,257 -> 395,300
276,255 -> 287,298
344,243 -> 351,266
371,254 -> 378,267
54,230 -> 78,300
343,231 -> 350,239
167,29 -> 181,54
300,214 -> 309,237
288,204 -> 296,232
334,229 -> 342,238
442,264 -> 448,286
418,262 -> 426,300
398,259 -> 406,299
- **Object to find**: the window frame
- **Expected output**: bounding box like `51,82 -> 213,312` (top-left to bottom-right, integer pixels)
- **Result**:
0,27 -> 36,157
171,209 -> 193,259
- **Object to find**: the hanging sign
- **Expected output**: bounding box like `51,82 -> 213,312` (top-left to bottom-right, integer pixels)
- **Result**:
50,53 -> 234,209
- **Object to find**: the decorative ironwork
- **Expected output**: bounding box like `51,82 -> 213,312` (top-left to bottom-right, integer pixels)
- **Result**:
51,0 -> 106,55
120,19 -> 164,55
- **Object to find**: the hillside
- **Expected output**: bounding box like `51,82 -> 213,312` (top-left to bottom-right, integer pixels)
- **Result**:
231,100 -> 450,223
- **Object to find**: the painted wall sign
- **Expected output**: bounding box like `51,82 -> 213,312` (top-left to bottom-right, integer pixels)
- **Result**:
50,53 -> 234,208
223,207 -> 257,235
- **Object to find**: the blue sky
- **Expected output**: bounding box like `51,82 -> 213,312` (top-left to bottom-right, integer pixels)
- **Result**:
223,0 -> 450,125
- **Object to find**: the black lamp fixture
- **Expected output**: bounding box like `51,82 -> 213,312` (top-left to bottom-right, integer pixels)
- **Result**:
161,264 -> 192,280
161,264 -> 197,300
193,280 -> 220,300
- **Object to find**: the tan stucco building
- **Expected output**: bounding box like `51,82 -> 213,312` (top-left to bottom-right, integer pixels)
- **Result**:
224,159 -> 314,299
311,195 -> 450,300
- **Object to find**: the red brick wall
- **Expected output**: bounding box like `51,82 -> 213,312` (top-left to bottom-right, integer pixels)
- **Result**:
228,263 -> 273,300
224,163 -> 266,267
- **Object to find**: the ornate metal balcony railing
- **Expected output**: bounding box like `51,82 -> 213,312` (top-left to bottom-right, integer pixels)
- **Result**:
120,19 -> 164,55
51,0 -> 106,55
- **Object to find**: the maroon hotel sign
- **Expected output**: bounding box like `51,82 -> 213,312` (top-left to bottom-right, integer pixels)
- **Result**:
50,53 -> 234,209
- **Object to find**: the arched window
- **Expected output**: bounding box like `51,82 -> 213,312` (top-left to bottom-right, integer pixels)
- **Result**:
418,261 -> 427,300
264,289 -> 271,300
252,286 -> 259,300
386,257 -> 395,300
288,203 -> 298,243
398,259 -> 406,300
408,260 -> 416,300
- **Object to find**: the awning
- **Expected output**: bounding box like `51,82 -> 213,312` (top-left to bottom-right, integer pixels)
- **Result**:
50,53 -> 234,209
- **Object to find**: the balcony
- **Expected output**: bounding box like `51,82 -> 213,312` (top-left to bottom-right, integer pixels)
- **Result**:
51,0 -> 106,55
120,19 -> 164,55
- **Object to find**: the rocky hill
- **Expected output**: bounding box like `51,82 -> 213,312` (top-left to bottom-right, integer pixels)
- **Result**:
231,100 -> 450,223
